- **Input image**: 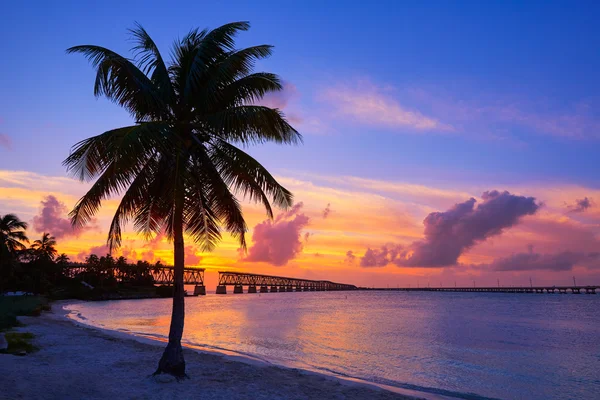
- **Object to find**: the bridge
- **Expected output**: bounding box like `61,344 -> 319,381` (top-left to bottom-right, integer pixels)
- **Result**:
216,271 -> 357,294
65,264 -> 207,295
360,286 -> 599,294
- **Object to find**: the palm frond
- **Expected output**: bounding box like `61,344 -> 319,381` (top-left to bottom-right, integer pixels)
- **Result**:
63,123 -> 172,182
209,139 -> 294,214
128,23 -> 176,107
188,144 -> 247,250
215,72 -> 282,109
1,214 -> 29,232
201,105 -> 301,145
183,21 -> 250,98
67,124 -> 174,229
191,45 -> 274,109
67,45 -> 167,120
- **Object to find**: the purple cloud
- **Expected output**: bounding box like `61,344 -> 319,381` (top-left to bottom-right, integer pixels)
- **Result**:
322,203 -> 332,219
33,195 -> 97,239
244,202 -> 310,266
0,134 -> 11,150
392,190 -> 540,268
360,244 -> 403,268
490,249 -> 600,271
345,250 -> 356,264
567,197 -> 593,213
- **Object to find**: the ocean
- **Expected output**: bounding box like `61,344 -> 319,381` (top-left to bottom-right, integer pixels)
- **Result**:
64,291 -> 600,399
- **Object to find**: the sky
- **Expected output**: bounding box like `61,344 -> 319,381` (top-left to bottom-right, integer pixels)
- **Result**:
1,1 -> 600,289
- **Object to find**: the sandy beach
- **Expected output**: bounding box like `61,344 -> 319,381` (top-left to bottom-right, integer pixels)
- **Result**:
0,310 -> 419,400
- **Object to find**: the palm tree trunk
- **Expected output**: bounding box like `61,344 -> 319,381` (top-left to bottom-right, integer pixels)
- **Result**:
155,194 -> 186,377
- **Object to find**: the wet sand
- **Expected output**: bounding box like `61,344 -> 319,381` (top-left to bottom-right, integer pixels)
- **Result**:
0,312 -> 420,400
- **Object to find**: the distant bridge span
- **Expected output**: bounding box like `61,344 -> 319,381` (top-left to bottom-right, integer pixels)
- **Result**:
217,271 -> 357,294
360,286 -> 599,294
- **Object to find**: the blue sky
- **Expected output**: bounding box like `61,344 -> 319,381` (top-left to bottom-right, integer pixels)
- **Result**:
1,0 -> 599,189
2,1 -> 600,286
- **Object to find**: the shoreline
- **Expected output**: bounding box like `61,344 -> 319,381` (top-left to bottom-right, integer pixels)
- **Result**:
0,304 -> 432,400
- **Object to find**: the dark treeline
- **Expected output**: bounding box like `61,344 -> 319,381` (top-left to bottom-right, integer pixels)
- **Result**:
0,213 -> 168,299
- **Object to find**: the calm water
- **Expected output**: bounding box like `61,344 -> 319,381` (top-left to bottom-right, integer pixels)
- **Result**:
64,291 -> 600,399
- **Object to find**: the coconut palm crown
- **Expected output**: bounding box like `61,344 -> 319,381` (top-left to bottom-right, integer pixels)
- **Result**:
31,232 -> 58,261
0,214 -> 29,256
64,22 -> 300,377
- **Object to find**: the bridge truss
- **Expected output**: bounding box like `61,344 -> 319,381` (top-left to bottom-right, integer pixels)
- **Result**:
64,265 -> 204,285
152,267 -> 205,285
218,271 -> 356,291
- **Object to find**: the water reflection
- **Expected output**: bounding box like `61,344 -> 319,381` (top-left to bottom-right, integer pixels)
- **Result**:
65,291 -> 600,399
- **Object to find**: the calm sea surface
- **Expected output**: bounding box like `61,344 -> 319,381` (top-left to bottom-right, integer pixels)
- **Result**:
64,291 -> 600,399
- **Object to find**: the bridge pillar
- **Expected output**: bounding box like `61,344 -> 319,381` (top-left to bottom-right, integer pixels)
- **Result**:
310,286 -> 315,291
295,286 -> 302,292
260,286 -> 268,293
233,285 -> 244,294
286,286 -> 293,292
585,288 -> 596,294
573,288 -> 581,294
270,286 -> 278,293
248,285 -> 257,294
216,285 -> 227,294
193,285 -> 206,296
279,286 -> 286,292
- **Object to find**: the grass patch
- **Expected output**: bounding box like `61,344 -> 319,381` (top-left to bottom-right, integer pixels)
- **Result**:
1,332 -> 38,355
0,296 -> 48,330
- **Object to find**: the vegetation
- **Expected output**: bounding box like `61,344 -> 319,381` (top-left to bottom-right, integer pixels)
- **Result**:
0,231 -> 173,301
64,21 -> 300,377
0,212 -> 177,300
1,332 -> 38,355
0,214 -> 30,293
0,296 -> 48,331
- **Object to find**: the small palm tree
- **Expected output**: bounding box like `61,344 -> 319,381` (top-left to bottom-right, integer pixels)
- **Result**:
31,233 -> 58,261
0,214 -> 29,291
64,22 -> 299,377
0,214 -> 29,256
56,253 -> 70,266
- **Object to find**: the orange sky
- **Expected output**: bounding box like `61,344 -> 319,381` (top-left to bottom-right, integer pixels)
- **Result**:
1,169 -> 599,289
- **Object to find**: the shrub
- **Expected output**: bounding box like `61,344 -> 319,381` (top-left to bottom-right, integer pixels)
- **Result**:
1,332 -> 38,355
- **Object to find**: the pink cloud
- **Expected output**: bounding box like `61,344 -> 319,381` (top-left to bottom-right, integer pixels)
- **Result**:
258,81 -> 302,125
405,86 -> 600,140
0,134 -> 11,150
75,244 -> 111,261
244,202 -> 310,266
318,82 -> 452,132
489,248 -> 600,272
33,195 -> 97,239
185,244 -> 202,266
259,81 -> 298,110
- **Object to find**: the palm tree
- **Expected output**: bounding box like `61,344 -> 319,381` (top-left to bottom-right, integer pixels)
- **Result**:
64,22 -> 300,377
0,214 -> 29,291
0,213 -> 29,256
56,253 -> 70,265
31,232 -> 58,261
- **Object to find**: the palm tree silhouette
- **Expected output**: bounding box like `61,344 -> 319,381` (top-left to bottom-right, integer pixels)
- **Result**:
64,22 -> 299,377
31,232 -> 58,261
0,213 -> 29,256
